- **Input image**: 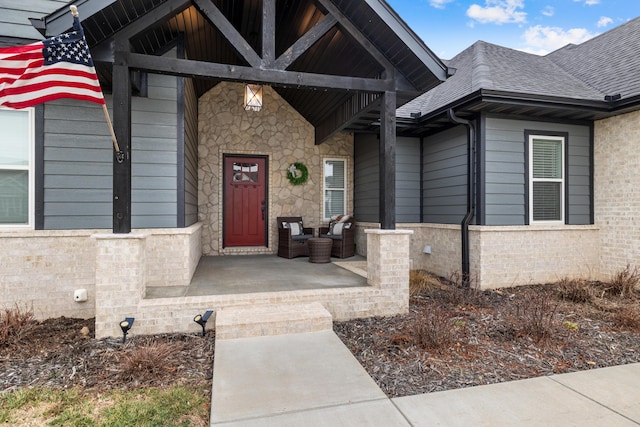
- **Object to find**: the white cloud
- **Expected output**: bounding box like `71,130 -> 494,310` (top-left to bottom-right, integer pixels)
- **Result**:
467,0 -> 527,25
574,0 -> 600,5
541,6 -> 554,17
597,16 -> 613,27
522,25 -> 597,54
429,0 -> 454,8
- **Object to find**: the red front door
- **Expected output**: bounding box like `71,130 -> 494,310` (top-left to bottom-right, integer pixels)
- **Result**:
224,156 -> 267,247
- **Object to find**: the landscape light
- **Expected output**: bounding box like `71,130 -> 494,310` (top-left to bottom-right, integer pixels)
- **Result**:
119,317 -> 134,344
193,310 -> 213,337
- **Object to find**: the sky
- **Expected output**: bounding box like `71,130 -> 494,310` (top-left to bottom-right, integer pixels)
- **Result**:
386,0 -> 640,59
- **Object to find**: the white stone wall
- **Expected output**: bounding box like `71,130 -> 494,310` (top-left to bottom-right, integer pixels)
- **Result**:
594,110 -> 640,278
0,230 -> 98,319
358,223 -> 599,289
198,82 -> 354,256
0,225 -> 202,321
470,225 -> 600,289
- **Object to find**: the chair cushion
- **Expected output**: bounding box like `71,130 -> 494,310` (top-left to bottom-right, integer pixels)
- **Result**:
282,221 -> 304,236
321,234 -> 343,240
292,234 -> 312,241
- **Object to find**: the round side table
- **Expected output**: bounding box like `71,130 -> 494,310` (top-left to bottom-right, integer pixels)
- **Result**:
308,238 -> 332,263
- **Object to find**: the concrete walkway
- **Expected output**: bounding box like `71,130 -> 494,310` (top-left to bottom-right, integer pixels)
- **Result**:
211,331 -> 640,426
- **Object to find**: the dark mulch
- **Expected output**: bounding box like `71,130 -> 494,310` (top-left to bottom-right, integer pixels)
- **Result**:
335,280 -> 640,398
0,316 -> 215,393
2,277 -> 639,399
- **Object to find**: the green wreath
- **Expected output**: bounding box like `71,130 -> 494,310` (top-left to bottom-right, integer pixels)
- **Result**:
287,162 -> 308,185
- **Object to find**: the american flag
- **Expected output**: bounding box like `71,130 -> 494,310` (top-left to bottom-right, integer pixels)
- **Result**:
0,16 -> 104,109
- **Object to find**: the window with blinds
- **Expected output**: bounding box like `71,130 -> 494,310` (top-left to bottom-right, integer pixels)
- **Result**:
323,158 -> 346,220
0,108 -> 33,227
529,136 -> 564,223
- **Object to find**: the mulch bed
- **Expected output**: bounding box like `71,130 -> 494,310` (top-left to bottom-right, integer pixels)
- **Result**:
2,278 -> 640,398
335,281 -> 640,397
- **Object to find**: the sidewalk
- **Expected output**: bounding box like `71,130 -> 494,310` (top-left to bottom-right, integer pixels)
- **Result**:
210,331 -> 640,426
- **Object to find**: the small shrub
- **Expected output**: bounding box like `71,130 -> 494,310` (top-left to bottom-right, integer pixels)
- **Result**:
0,304 -> 35,345
415,307 -> 455,351
607,265 -> 640,298
562,320 -> 579,331
118,342 -> 176,380
510,291 -> 559,343
556,278 -> 594,303
612,307 -> 640,330
409,270 -> 443,297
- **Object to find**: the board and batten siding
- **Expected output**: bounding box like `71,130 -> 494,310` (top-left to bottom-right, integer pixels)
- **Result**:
483,117 -> 592,226
43,72 -> 179,229
183,78 -> 198,226
422,125 -> 468,224
354,135 -> 421,223
0,1 -> 69,42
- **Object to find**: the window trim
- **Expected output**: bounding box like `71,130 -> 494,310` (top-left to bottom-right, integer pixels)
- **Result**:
0,107 -> 35,229
322,157 -> 347,222
526,132 -> 566,225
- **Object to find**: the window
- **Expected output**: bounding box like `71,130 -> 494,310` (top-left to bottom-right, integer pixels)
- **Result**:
323,158 -> 346,220
529,135 -> 564,223
0,108 -> 34,227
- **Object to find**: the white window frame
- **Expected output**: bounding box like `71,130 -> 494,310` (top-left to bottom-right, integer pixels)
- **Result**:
0,107 -> 35,229
322,157 -> 347,221
528,134 -> 565,224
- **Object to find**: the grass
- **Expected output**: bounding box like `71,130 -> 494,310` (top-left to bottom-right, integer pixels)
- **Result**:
0,386 -> 209,426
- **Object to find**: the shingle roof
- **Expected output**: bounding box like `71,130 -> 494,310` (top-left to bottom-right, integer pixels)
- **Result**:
400,16 -> 640,119
547,17 -> 640,100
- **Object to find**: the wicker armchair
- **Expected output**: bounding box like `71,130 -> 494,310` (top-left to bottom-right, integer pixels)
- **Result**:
277,216 -> 313,259
319,218 -> 355,258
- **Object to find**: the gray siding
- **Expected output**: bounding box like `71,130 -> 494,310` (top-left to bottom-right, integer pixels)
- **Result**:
354,134 -> 379,222
183,78 -> 198,226
423,126 -> 468,224
396,137 -> 421,222
354,135 -> 421,223
484,117 -> 591,225
43,73 -> 179,229
0,1 -> 68,41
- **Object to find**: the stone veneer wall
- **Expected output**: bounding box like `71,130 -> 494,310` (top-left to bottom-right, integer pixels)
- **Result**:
470,225 -> 599,289
357,223 -> 599,289
0,230 -> 98,319
594,110 -> 640,278
198,82 -> 353,256
0,224 -> 202,320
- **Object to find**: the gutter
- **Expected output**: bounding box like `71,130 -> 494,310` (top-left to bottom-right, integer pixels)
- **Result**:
447,109 -> 476,287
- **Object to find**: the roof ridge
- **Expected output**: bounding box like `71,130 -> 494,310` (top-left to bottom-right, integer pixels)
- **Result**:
471,41 -> 494,91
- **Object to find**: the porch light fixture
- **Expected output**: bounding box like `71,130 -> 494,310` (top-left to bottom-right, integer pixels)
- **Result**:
193,310 -> 213,337
244,84 -> 263,111
119,317 -> 134,344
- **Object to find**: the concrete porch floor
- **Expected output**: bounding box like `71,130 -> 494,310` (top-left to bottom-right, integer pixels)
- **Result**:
144,254 -> 368,299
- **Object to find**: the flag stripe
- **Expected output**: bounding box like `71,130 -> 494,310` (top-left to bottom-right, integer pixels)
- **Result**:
0,22 -> 105,109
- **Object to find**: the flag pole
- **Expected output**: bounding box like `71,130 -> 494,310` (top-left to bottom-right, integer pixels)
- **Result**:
70,5 -> 125,163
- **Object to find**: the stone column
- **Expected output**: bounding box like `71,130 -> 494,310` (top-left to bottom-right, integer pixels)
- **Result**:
92,233 -> 147,339
365,229 -> 413,313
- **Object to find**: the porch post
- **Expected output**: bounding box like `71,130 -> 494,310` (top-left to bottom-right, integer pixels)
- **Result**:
112,36 -> 132,233
379,90 -> 396,229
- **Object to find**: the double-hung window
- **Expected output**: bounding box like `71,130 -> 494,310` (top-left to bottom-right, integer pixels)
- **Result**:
0,108 -> 34,227
323,158 -> 346,221
529,134 -> 565,223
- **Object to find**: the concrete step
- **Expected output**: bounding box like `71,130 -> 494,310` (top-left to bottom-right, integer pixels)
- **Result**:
214,302 -> 333,340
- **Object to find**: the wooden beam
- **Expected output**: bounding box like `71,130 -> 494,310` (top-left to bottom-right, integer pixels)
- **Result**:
315,93 -> 381,144
112,39 -> 132,234
274,14 -> 337,71
192,0 -> 262,68
120,52 -> 395,92
93,0 -> 191,62
315,0 -> 394,74
262,0 -> 276,67
379,90 -> 396,230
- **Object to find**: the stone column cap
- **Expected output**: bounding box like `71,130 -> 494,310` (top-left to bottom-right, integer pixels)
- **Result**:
91,232 -> 149,240
364,229 -> 413,235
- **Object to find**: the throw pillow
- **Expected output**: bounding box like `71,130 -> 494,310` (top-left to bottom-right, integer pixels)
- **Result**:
289,222 -> 302,236
332,222 -> 344,235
